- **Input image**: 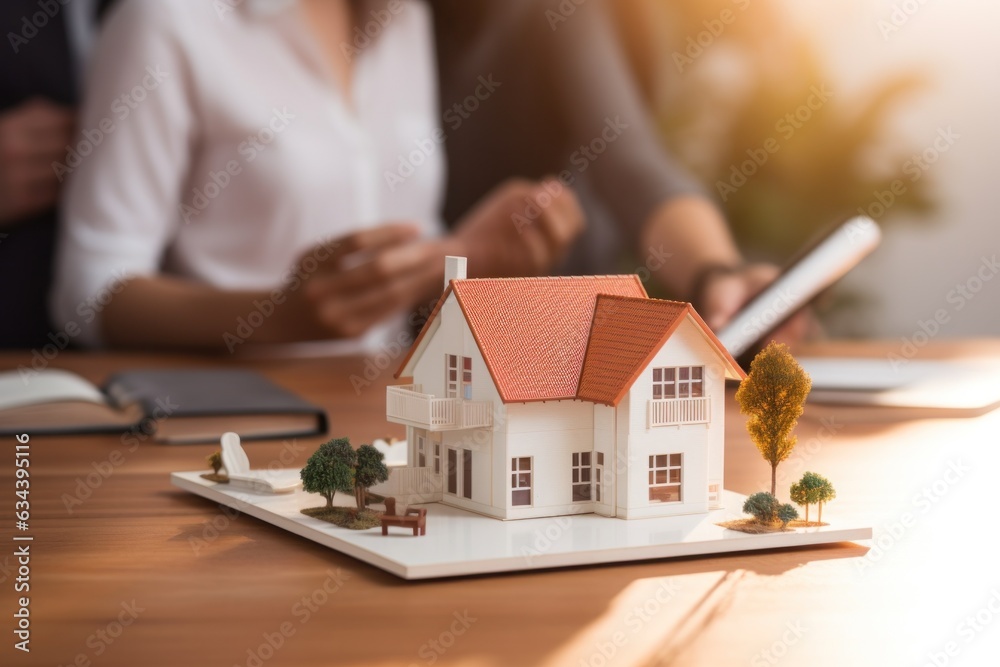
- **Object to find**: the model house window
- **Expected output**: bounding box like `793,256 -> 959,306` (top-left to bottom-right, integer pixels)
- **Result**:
571,452 -> 592,501
512,457 -> 532,506
416,433 -> 427,468
649,454 -> 682,503
652,367 -> 704,399
446,354 -> 473,399
595,452 -> 604,503
708,484 -> 720,504
433,441 -> 441,474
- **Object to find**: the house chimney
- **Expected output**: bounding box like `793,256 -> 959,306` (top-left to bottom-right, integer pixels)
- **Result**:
444,256 -> 467,288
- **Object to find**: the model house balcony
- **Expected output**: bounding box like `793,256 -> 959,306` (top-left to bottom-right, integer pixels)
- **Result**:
386,385 -> 493,431
648,397 -> 711,428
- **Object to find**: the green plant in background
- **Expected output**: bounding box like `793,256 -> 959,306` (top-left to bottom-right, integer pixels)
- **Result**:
613,0 -> 937,323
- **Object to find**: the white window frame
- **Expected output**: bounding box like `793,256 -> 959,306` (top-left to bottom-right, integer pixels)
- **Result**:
571,452 -> 592,502
652,366 -> 704,400
649,454 -> 683,503
595,452 -> 604,503
416,432 -> 427,468
512,457 -> 532,507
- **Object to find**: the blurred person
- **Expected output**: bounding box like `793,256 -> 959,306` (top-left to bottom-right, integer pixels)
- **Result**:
431,0 -> 805,337
51,0 -> 583,352
0,0 -> 112,348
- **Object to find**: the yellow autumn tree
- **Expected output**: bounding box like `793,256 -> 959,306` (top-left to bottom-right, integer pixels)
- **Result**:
735,342 -> 812,496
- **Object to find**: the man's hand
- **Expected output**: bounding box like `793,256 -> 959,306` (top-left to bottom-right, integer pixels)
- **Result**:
451,178 -> 585,279
0,98 -> 75,225
698,263 -> 816,348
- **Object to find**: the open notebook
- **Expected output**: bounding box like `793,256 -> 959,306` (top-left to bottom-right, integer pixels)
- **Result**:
0,368 -> 327,443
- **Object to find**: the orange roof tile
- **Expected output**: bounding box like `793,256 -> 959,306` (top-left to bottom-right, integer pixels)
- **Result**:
578,295 -> 746,405
452,275 -> 647,402
577,296 -> 689,406
396,274 -> 744,405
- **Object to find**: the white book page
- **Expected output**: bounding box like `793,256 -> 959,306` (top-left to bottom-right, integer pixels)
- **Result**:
0,369 -> 108,411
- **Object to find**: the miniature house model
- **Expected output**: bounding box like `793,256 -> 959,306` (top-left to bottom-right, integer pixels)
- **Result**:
383,257 -> 745,521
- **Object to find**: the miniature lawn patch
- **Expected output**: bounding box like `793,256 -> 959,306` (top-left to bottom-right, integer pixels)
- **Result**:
301,506 -> 382,530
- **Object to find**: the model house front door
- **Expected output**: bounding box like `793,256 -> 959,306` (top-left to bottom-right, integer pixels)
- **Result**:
447,448 -> 473,499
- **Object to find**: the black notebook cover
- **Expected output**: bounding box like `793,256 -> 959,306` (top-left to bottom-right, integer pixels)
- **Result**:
103,369 -> 328,444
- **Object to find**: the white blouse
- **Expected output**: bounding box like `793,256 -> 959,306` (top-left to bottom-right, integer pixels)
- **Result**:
52,0 -> 445,349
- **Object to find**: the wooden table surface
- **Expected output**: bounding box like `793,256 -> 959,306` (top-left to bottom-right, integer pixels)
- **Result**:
3,341 -> 1000,667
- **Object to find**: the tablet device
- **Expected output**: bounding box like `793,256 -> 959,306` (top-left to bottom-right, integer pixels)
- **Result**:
716,216 -> 882,359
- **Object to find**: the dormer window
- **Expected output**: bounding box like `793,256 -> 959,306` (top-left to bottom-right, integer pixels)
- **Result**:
652,366 -> 704,399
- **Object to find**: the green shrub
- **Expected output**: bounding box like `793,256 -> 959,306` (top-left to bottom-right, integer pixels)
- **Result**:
743,492 -> 779,523
777,503 -> 799,528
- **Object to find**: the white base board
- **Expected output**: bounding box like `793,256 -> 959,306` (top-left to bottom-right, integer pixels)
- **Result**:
171,470 -> 872,580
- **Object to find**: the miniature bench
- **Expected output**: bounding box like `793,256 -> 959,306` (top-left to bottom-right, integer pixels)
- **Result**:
380,497 -> 427,536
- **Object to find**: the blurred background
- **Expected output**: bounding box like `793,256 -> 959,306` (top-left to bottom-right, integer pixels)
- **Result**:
615,0 -> 998,339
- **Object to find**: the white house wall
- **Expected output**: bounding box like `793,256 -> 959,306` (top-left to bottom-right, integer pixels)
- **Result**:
619,316 -> 728,519
504,400 -> 595,519
407,293 -> 504,517
592,403 -> 615,517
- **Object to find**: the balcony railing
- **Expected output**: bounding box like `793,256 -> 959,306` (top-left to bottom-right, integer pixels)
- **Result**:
387,385 -> 493,431
371,466 -> 442,502
648,397 -> 711,428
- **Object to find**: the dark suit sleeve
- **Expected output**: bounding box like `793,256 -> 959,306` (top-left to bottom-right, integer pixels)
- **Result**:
541,0 -> 708,242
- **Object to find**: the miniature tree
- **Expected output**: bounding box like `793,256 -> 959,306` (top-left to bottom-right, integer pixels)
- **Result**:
735,342 -> 812,496
790,471 -> 837,523
206,451 -> 223,475
777,503 -> 799,529
300,438 -> 356,509
353,444 -> 389,510
743,492 -> 779,524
